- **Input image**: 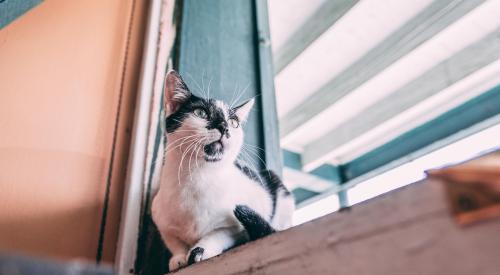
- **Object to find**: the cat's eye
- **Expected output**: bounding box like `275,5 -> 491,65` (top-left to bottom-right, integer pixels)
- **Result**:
193,108 -> 207,118
229,118 -> 239,128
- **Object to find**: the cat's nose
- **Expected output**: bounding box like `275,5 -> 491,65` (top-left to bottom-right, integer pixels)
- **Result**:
216,122 -> 230,138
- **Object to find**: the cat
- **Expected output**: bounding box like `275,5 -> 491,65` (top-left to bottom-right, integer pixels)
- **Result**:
151,71 -> 294,272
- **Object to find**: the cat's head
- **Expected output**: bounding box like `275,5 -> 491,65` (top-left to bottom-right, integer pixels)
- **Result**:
163,71 -> 254,164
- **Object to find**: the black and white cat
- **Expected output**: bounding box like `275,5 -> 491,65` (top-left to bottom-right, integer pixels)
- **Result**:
151,71 -> 294,271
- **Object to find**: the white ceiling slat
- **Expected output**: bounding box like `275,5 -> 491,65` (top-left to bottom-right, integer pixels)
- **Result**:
283,168 -> 333,193
333,57 -> 500,165
278,0 -> 486,142
301,28 -> 500,170
268,0 -> 327,55
281,0 -> 500,150
273,0 -> 359,74
275,0 -> 432,120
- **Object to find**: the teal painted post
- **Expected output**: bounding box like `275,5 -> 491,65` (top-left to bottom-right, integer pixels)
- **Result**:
255,0 -> 283,175
178,0 -> 278,172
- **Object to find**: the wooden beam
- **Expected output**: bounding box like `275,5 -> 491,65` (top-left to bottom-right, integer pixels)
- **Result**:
279,0 -> 486,139
174,177 -> 500,274
302,28 -> 500,170
342,85 -> 500,183
273,0 -> 359,75
255,0 -> 283,175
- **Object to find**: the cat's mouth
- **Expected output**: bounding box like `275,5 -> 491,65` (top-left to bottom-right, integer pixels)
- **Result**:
204,141 -> 224,162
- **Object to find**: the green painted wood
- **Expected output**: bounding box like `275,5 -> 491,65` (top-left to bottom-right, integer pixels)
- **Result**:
282,149 -> 302,171
292,187 -> 320,204
343,84 -> 500,181
273,0 -> 359,75
280,0 -> 486,139
178,0 -> 267,171
255,0 -> 283,175
303,27 -> 500,169
0,0 -> 42,29
283,149 -> 342,184
310,164 -> 342,184
283,149 -> 347,206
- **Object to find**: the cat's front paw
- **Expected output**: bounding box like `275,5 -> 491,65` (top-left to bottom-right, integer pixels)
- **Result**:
187,246 -> 224,265
169,254 -> 187,272
187,247 -> 204,265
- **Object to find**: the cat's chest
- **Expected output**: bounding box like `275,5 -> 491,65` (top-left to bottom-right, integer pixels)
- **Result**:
181,167 -> 270,234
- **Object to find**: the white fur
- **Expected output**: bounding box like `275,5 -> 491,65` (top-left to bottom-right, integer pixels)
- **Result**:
152,97 -> 293,271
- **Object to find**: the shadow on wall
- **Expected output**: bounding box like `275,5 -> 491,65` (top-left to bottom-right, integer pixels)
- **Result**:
0,204 -> 102,261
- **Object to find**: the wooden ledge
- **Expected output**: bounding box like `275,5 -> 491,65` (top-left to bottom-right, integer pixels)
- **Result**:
173,165 -> 500,274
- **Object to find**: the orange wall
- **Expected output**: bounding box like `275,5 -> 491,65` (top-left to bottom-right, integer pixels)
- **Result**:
0,0 -> 147,263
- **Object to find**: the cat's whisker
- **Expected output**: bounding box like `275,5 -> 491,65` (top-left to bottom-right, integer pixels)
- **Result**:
178,138 -> 200,185
186,72 -> 207,100
229,82 -> 238,109
207,76 -> 213,100
164,136 -> 195,152
229,83 -> 240,108
164,133 -> 200,149
167,136 -> 202,155
242,145 -> 267,168
243,142 -> 266,152
242,146 -> 272,179
194,138 -> 204,170
231,82 -> 251,108
239,149 -> 265,187
188,139 -> 203,181
165,135 -> 203,155
201,70 -> 207,99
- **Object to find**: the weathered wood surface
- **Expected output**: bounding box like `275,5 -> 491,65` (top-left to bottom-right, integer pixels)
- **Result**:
173,178 -> 500,275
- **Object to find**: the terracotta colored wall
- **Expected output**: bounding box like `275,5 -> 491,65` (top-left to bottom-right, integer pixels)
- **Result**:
0,0 -> 147,263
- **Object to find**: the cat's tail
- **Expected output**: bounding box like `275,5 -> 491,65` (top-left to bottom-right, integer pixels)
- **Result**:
234,205 -> 275,241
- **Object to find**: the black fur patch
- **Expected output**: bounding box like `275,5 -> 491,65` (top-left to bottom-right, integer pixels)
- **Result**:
258,170 -> 282,219
187,247 -> 204,265
206,99 -> 228,135
165,94 -> 234,139
234,161 -> 290,219
234,205 -> 275,240
234,161 -> 262,182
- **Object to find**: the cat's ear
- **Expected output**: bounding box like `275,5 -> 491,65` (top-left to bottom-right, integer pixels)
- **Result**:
234,98 -> 254,122
164,70 -> 191,115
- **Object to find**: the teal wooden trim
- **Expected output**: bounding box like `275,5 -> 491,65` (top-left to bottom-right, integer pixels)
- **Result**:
255,0 -> 283,175
343,84 -> 500,181
292,187 -> 320,204
0,0 -> 42,29
178,0 -> 266,170
310,164 -> 342,185
283,149 -> 342,184
282,149 -> 302,171
273,0 -> 358,75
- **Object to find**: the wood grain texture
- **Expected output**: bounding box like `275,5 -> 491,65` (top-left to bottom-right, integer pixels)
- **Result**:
173,179 -> 500,275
